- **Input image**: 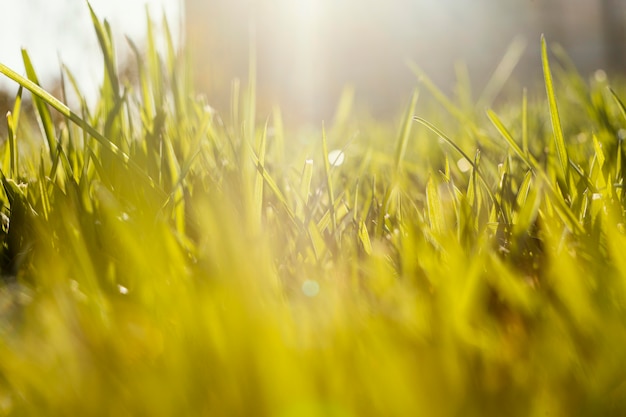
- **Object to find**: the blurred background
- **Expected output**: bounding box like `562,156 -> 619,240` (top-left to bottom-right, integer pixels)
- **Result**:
0,0 -> 625,124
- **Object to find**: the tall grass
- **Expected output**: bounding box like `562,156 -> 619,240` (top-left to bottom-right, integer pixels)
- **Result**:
0,9 -> 626,416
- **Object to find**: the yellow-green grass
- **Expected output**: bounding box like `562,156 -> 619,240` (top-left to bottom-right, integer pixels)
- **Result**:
1,8 -> 626,417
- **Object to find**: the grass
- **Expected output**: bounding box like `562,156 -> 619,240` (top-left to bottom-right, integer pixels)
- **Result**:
1,8 -> 626,417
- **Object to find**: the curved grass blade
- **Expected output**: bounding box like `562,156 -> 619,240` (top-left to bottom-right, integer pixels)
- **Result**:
413,116 -> 505,222
609,87 -> 626,121
0,62 -> 161,194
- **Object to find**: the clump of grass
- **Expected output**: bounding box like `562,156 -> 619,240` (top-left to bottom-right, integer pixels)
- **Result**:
0,8 -> 626,417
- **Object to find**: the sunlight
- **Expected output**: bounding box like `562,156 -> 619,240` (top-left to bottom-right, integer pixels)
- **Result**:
292,0 -> 319,23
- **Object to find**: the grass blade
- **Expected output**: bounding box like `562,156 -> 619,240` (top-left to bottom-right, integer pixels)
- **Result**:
487,109 -> 534,170
321,123 -> 337,236
426,174 -> 445,235
21,50 -> 57,154
393,89 -> 419,174
541,35 -> 570,186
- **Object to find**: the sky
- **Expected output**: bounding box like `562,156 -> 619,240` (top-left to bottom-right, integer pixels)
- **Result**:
0,0 -> 181,103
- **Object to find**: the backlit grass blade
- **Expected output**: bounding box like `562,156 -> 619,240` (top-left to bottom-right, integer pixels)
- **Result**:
21,50 -> 57,154
541,35 -> 570,186
393,89 -> 419,174
0,62 -> 160,193
609,87 -> 626,121
487,109 -> 533,170
426,174 -> 445,235
522,88 -> 529,156
478,36 -> 526,108
253,121 -> 268,229
248,143 -> 296,227
297,158 -> 313,221
6,86 -> 23,178
408,61 -> 467,122
88,2 -> 120,100
321,123 -> 337,236
358,220 -> 373,255
414,116 -> 503,220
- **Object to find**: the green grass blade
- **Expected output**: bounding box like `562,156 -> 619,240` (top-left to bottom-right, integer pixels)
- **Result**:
609,87 -> 626,121
6,86 -> 23,178
393,89 -> 419,174
21,50 -> 57,153
0,62 -> 161,194
426,174 -> 445,235
541,35 -> 570,186
253,121 -> 268,229
88,2 -> 120,99
478,36 -> 526,108
321,123 -> 337,236
487,109 -> 533,170
522,88 -> 529,156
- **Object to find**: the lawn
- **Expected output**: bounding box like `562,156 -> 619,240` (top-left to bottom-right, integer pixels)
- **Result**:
0,7 -> 626,417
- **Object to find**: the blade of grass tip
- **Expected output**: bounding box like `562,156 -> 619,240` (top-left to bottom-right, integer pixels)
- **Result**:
478,36 -> 526,108
407,61 -> 467,123
541,35 -> 570,187
358,220 -> 373,255
21,50 -> 57,153
0,62 -> 162,194
7,86 -> 23,177
609,87 -> 626,121
145,7 -> 164,111
6,113 -> 18,179
426,173 -> 445,235
514,170 -> 533,216
394,89 -> 419,175
162,12 -> 177,77
127,36 -> 155,122
88,2 -> 120,100
248,142 -> 296,227
321,123 -> 337,236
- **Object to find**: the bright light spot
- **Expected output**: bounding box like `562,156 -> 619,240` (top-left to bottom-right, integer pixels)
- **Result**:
592,193 -> 602,201
117,284 -> 129,295
457,158 -> 472,173
302,279 -> 320,297
305,158 -> 314,165
328,150 -> 345,167
594,69 -> 607,83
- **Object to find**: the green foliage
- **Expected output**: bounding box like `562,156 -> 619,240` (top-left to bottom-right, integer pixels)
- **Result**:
0,10 -> 626,417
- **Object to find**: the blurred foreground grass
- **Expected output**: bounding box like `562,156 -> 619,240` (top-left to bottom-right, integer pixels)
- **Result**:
0,7 -> 626,417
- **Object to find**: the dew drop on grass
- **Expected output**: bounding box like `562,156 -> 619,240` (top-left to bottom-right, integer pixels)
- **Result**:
302,279 -> 320,297
117,284 -> 129,295
457,158 -> 472,173
327,150 -> 345,167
